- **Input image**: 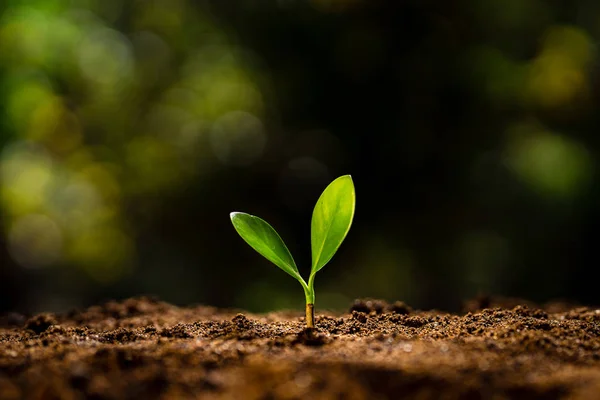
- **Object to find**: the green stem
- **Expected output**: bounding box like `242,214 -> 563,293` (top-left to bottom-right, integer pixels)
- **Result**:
308,273 -> 316,303
299,279 -> 311,302
306,273 -> 317,328
300,276 -> 315,328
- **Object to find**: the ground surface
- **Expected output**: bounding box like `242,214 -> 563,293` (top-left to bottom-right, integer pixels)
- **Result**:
1,297 -> 600,399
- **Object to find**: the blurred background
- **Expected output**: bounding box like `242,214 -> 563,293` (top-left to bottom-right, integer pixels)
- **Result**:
2,0 -> 600,314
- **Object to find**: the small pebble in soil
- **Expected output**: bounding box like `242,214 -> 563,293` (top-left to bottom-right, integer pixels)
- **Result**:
401,343 -> 413,353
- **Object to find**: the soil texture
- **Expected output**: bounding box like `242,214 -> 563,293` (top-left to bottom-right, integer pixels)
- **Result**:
2,296 -> 600,399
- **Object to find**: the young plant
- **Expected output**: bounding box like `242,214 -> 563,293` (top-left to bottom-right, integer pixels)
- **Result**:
230,175 -> 356,328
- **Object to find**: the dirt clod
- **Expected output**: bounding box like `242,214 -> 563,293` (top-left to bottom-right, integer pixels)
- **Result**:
387,300 -> 413,314
349,298 -> 387,314
293,328 -> 330,347
23,313 -> 57,334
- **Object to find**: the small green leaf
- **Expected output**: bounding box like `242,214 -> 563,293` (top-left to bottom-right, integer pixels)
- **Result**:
230,212 -> 303,282
310,175 -> 355,274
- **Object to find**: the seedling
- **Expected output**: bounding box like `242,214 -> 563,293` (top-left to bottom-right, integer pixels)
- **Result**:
230,175 -> 355,328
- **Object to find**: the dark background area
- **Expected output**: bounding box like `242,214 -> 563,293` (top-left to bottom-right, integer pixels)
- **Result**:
2,0 -> 600,314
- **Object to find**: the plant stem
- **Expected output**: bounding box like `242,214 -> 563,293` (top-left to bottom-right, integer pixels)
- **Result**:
301,280 -> 315,328
304,273 -> 317,328
305,303 -> 315,328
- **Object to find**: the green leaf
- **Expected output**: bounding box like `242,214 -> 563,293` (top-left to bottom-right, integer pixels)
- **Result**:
310,175 -> 356,274
230,212 -> 304,282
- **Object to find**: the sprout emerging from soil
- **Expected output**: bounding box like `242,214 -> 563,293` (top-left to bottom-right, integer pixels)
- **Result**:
230,175 -> 356,328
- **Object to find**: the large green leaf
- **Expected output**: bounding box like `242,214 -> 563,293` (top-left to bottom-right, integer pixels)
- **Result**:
310,175 -> 355,274
230,212 -> 303,282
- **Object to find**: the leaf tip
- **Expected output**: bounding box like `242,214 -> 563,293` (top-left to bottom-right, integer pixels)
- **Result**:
338,175 -> 355,191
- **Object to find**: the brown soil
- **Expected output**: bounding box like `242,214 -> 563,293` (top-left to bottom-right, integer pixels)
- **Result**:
2,296 -> 600,399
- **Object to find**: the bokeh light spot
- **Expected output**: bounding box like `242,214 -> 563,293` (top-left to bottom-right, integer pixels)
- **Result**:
182,51 -> 264,119
504,121 -> 592,199
49,179 -> 103,231
8,213 -> 63,269
69,226 -> 134,283
210,111 -> 266,166
77,27 -> 134,88
6,75 -> 55,132
78,163 -> 121,204
1,142 -> 55,216
526,26 -> 593,108
125,136 -> 181,193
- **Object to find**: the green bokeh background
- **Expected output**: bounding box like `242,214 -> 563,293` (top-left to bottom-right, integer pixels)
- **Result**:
2,0 -> 600,313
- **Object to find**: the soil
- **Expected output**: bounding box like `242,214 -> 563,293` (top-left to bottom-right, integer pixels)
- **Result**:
2,296 -> 600,399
